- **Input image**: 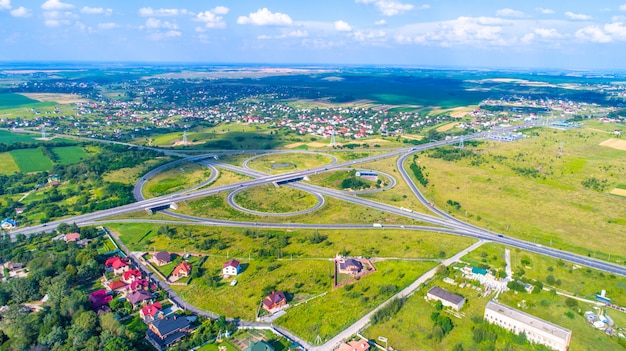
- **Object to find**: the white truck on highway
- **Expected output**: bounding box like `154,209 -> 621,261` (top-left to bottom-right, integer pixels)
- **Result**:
373,223 -> 383,228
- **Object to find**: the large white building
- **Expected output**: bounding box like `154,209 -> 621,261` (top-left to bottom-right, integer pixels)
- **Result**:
484,300 -> 572,351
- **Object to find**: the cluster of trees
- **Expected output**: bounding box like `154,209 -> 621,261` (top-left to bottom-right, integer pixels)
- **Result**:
409,160 -> 428,187
0,140 -> 76,154
430,307 -> 454,342
428,148 -> 478,162
581,177 -> 609,192
340,176 -> 371,190
371,297 -> 405,325
0,230 -> 156,350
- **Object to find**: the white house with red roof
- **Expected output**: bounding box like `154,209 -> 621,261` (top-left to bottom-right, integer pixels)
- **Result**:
222,259 -> 240,276
122,269 -> 142,284
140,302 -> 163,323
105,256 -> 130,275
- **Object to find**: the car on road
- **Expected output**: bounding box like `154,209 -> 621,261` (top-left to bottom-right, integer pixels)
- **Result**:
497,235 -> 504,238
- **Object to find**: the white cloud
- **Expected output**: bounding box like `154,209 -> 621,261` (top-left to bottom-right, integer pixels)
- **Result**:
258,30 -> 309,40
148,30 -> 182,40
375,19 -> 387,25
575,26 -> 611,42
139,7 -> 187,17
10,6 -> 31,17
196,10 -> 227,29
496,8 -> 524,18
335,20 -> 352,32
237,8 -> 293,26
565,11 -> 592,21
41,0 -> 74,10
534,28 -> 563,39
375,1 -> 414,16
98,22 -> 118,30
620,4 -> 626,11
352,30 -> 387,43
81,7 -> 112,15
145,18 -> 178,30
535,7 -> 555,15
605,22 -> 626,40
0,0 -> 10,11
43,10 -> 76,27
212,6 -> 229,15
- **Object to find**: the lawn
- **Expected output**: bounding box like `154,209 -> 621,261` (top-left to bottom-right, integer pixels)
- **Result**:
0,93 -> 39,108
245,153 -> 334,174
9,148 -> 54,172
407,123 -> 626,262
0,130 -> 37,144
51,145 -> 88,165
143,161 -> 212,198
106,223 -> 474,260
103,157 -> 172,185
0,152 -> 19,174
233,184 -> 319,213
276,260 -> 438,344
308,169 -> 383,191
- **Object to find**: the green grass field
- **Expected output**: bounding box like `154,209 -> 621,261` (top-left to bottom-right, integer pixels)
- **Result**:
407,123 -> 626,262
276,260 -> 438,343
51,146 -> 88,165
233,185 -> 319,213
0,152 -> 20,174
143,162 -> 211,198
9,148 -> 54,172
246,153 -> 334,174
0,130 -> 38,144
0,93 -> 39,108
364,244 -> 626,351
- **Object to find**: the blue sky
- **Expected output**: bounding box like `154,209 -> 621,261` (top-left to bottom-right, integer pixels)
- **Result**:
2,0 -> 626,69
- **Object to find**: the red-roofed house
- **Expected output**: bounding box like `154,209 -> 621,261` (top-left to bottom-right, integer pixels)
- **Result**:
107,280 -> 127,293
262,291 -> 287,313
171,262 -> 192,279
140,302 -> 163,323
89,289 -> 112,310
65,232 -> 81,243
127,278 -> 149,292
335,339 -> 370,351
105,256 -> 130,275
122,269 -> 142,284
222,259 -> 240,276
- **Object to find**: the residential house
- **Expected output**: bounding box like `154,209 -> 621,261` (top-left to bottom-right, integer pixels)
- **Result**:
127,278 -> 150,293
1,218 -> 17,230
127,290 -> 153,308
146,315 -> 192,351
338,258 -> 363,275
222,259 -> 241,276
262,291 -> 287,313
105,256 -> 130,275
64,232 -> 81,243
106,280 -> 127,293
89,289 -> 112,310
426,286 -> 466,311
335,339 -> 370,351
140,302 -> 163,323
171,262 -> 192,279
244,340 -> 275,351
151,251 -> 171,266
484,300 -> 571,351
122,269 -> 142,284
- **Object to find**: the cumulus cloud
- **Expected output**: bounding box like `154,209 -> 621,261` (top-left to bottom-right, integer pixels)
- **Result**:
81,7 -> 112,15
11,6 -> 31,17
196,9 -> 227,29
352,30 -> 387,43
98,22 -> 118,30
258,30 -> 308,40
41,0 -> 74,10
605,22 -> 626,40
496,8 -> 524,18
565,11 -> 592,21
620,4 -> 626,11
145,18 -> 178,30
237,8 -> 293,26
335,20 -> 352,32
575,26 -> 611,42
43,10 -> 76,27
148,30 -> 182,40
356,0 -> 414,16
212,6 -> 229,15
375,19 -> 387,25
535,7 -> 555,15
0,0 -> 10,10
533,28 -> 563,39
139,7 -> 187,17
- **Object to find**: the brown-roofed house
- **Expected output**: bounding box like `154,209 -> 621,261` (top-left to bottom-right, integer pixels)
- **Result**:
426,286 -> 466,311
151,251 -> 171,266
127,290 -> 153,308
338,258 -> 363,275
335,339 -> 370,351
222,259 -> 240,276
64,232 -> 81,243
262,291 -> 287,313
107,280 -> 127,292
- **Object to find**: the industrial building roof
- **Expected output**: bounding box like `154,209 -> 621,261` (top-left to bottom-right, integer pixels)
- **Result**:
485,300 -> 572,340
